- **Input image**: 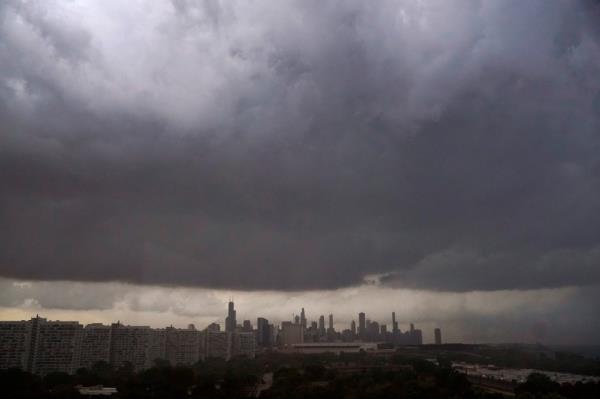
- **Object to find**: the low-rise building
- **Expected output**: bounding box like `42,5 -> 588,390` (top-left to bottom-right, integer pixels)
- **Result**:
290,342 -> 377,354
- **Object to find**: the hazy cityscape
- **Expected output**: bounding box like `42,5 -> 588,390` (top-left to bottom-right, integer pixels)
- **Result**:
4,301 -> 599,398
0,301 -> 436,376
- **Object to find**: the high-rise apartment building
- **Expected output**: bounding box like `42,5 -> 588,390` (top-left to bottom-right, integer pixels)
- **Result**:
165,326 -> 202,366
233,332 -> 255,358
79,323 -> 111,369
109,323 -> 151,372
434,328 -> 442,345
31,318 -> 83,376
0,320 -> 32,370
205,331 -> 231,360
257,317 -> 270,347
147,328 -> 167,366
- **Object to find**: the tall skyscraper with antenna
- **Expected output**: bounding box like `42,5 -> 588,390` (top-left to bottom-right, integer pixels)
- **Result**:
225,301 -> 236,333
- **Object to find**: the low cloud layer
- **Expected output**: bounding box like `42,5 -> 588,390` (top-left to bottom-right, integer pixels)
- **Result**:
1,0 -> 600,291
1,278 -> 599,345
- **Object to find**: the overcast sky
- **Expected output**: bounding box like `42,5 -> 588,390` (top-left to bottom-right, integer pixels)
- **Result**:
1,0 -> 600,344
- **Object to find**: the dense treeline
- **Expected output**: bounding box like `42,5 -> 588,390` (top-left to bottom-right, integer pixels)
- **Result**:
1,353 -> 599,398
515,373 -> 600,399
261,357 -> 497,399
0,358 -> 263,399
419,345 -> 600,377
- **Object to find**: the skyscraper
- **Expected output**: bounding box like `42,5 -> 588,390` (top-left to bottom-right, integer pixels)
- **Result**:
0,320 -> 32,371
257,318 -> 270,347
225,301 -> 236,333
318,315 -> 325,336
300,308 -> 307,329
358,312 -> 366,338
328,314 -> 334,333
279,322 -> 303,347
434,328 -> 442,345
413,328 -> 423,345
350,320 -> 356,335
392,312 -> 399,334
369,321 -> 379,341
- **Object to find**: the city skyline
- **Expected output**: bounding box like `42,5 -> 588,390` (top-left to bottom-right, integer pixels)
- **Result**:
1,301 -> 435,375
0,278 -> 595,345
2,0 -> 600,348
0,307 -> 435,345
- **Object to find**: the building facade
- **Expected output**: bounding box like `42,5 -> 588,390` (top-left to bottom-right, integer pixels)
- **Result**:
31,318 -> 83,376
205,331 -> 231,360
434,328 -> 442,345
79,323 -> 111,369
0,320 -> 32,370
233,332 -> 256,358
109,323 -> 151,372
165,326 -> 202,366
279,322 -> 303,347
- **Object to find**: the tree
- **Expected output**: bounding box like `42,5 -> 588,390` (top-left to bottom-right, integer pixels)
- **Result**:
516,373 -> 561,398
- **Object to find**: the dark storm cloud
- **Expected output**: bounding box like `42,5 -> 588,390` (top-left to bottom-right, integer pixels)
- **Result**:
1,0 -> 600,291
